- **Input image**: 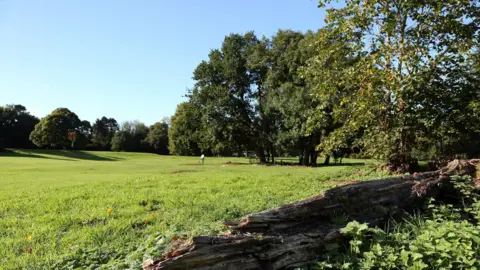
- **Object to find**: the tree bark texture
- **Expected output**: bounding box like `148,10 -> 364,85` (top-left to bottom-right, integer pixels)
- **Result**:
256,147 -> 267,164
143,159 -> 480,270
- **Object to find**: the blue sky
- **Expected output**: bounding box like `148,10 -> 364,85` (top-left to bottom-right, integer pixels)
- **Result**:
0,0 -> 328,125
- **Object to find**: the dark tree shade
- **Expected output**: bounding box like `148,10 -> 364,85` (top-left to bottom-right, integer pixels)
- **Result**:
168,102 -> 202,156
0,104 -> 39,149
111,120 -> 148,152
111,130 -> 134,152
92,117 -> 119,150
143,122 -> 169,155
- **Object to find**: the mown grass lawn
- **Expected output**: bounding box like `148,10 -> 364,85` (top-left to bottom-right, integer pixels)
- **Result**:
0,150 -> 376,269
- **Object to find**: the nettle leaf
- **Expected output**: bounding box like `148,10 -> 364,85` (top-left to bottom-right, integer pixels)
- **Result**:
401,249 -> 410,266
411,252 -> 424,261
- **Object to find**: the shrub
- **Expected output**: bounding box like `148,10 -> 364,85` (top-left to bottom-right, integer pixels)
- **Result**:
316,175 -> 480,270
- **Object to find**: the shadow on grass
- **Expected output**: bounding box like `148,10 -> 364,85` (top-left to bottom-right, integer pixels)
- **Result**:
0,149 -> 71,161
44,150 -> 123,161
0,149 -> 123,161
265,162 -> 366,167
317,162 -> 366,167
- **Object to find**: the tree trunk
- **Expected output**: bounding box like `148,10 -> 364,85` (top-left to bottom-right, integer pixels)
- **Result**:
143,159 -> 480,270
303,147 -> 311,166
324,155 -> 330,165
310,149 -> 318,167
256,147 -> 267,163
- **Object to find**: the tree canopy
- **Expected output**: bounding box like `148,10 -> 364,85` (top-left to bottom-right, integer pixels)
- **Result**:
143,121 -> 169,155
92,117 -> 119,150
307,0 -> 480,170
168,0 -> 479,170
0,104 -> 39,150
30,108 -> 84,149
2,1 -> 479,168
169,102 -> 202,156
111,121 -> 149,152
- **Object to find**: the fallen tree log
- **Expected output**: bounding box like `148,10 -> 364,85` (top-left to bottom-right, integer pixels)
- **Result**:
143,159 -> 480,270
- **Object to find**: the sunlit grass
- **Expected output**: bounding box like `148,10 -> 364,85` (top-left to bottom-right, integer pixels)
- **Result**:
0,149 -> 377,269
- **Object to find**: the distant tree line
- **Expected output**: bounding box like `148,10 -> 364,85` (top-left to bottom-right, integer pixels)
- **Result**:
0,105 -> 169,155
169,0 -> 480,171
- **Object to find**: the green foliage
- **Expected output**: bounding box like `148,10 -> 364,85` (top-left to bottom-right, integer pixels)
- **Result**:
75,120 -> 93,150
176,30 -> 344,164
2,1 -> 479,168
0,150 -> 367,269
29,108 -> 84,149
169,1 -> 479,166
143,121 -> 169,155
168,102 -> 203,156
190,32 -> 265,156
92,117 -> 119,150
111,121 -> 149,152
319,218 -> 480,270
46,228 -> 179,269
111,130 -> 134,152
317,175 -> 480,270
306,0 -> 480,168
264,30 -> 324,165
0,104 -> 39,149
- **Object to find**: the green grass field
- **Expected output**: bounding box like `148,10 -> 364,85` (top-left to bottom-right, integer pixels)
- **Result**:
0,150 -> 379,269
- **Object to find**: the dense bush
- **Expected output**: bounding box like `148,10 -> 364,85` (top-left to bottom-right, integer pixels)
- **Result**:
316,175 -> 480,269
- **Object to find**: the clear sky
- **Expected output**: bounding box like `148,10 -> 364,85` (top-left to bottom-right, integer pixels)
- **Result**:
0,0 -> 328,125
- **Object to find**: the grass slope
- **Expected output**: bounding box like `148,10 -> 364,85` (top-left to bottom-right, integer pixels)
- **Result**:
0,150 -> 375,269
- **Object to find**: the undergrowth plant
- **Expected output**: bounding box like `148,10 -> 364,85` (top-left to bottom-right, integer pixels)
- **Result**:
316,175 -> 480,270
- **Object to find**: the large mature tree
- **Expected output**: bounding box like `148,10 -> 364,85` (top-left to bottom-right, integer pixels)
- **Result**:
167,4 -> 478,168
168,102 -> 203,156
415,51 -> 480,160
309,0 -> 480,171
131,121 -> 149,152
0,104 -> 39,150
143,121 -> 169,155
111,130 -> 134,152
302,27 -> 364,165
170,31 -> 346,165
179,30 -> 352,165
191,32 -> 269,160
263,30 -> 325,165
111,120 -> 149,152
29,108 -> 83,149
75,120 -> 92,149
92,117 -> 119,150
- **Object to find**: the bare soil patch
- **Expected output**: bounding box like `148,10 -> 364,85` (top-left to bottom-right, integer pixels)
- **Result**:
223,161 -> 247,165
170,170 -> 198,174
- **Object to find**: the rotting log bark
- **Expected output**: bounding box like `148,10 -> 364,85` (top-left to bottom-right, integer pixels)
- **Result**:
143,159 -> 480,270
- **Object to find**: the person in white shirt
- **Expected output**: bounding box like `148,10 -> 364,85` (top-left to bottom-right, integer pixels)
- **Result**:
200,154 -> 205,165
